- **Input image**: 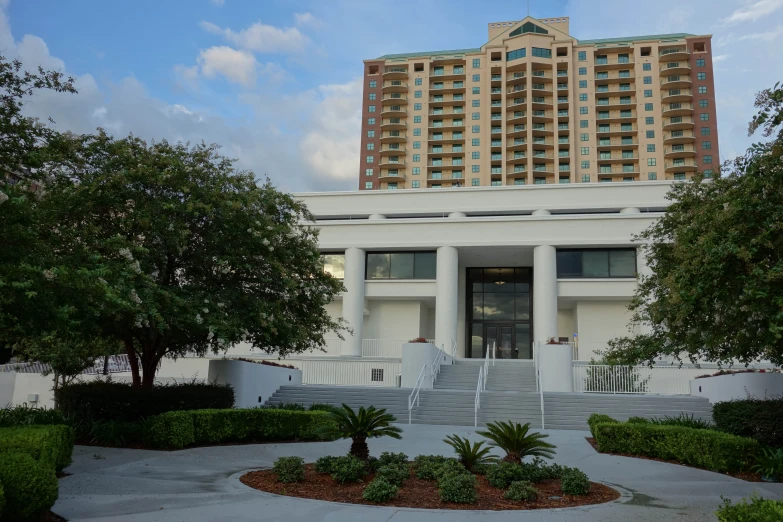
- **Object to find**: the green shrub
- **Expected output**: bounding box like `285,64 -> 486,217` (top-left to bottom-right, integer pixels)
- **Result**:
0,452 -> 58,521
366,456 -> 380,472
504,480 -> 537,501
647,413 -> 714,430
443,435 -> 494,471
0,405 -> 70,428
521,457 -> 565,482
587,413 -> 618,438
627,416 -> 650,424
717,495 -> 783,521
412,455 -> 450,480
262,403 -> 306,411
0,425 -> 74,471
561,468 -> 590,495
471,463 -> 491,475
376,464 -> 409,487
143,409 -> 338,449
0,480 -> 4,517
378,452 -> 408,467
362,477 -> 398,503
751,448 -> 783,479
315,455 -> 340,474
90,420 -> 145,447
713,397 -> 783,448
486,461 -> 526,488
330,455 -> 366,484
273,456 -> 305,483
144,411 -> 195,449
56,380 -> 234,425
308,404 -> 340,413
433,460 -> 469,483
594,422 -> 760,473
438,472 -> 477,504
476,420 -> 556,463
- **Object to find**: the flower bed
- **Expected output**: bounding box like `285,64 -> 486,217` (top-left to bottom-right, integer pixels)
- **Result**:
240,463 -> 620,510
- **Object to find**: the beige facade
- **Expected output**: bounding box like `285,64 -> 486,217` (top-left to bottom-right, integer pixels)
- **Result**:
359,16 -> 719,190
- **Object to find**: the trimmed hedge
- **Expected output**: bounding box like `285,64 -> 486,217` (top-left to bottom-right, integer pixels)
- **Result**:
144,409 -> 338,449
587,413 -> 619,438
713,397 -> 783,448
594,422 -> 759,473
56,380 -> 235,424
0,452 -> 58,521
0,481 -> 4,518
717,495 -> 783,521
0,425 -> 74,472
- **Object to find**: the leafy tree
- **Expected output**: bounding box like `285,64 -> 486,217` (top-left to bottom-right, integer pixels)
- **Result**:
604,82 -> 783,367
318,404 -> 403,461
30,132 -> 345,387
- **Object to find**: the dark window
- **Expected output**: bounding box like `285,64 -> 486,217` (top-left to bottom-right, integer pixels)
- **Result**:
366,251 -> 437,279
532,47 -> 552,59
556,249 -> 637,278
507,48 -> 526,61
371,369 -> 384,382
509,21 -> 548,37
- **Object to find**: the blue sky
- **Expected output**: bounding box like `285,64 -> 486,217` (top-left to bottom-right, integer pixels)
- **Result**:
3,0 -> 783,191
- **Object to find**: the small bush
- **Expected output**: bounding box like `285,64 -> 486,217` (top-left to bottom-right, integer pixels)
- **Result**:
90,420 -> 145,447
0,425 -> 75,471
486,461 -> 526,489
262,403 -> 306,411
56,380 -> 235,425
0,480 -> 4,517
471,463 -> 491,475
378,451 -> 408,467
594,422 -> 760,473
273,456 -> 304,483
0,452 -> 58,520
330,455 -> 366,484
627,416 -> 650,424
366,456 -> 380,472
433,460 -> 469,484
362,477 -> 398,503
717,495 -> 783,521
144,411 -> 195,450
413,455 -> 450,480
587,413 -> 618,438
713,397 -> 783,448
376,464 -> 409,487
0,405 -> 70,428
504,480 -> 538,501
561,468 -> 590,495
438,472 -> 477,504
647,413 -> 714,430
308,404 -> 340,413
314,455 -> 340,474
521,457 -> 565,482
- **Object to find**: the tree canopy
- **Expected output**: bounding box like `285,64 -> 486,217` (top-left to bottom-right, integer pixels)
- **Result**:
1,55 -> 345,387
604,82 -> 783,367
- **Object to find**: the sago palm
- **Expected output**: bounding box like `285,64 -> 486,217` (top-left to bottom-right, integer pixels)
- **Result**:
319,404 -> 403,460
477,420 -> 556,463
443,434 -> 494,471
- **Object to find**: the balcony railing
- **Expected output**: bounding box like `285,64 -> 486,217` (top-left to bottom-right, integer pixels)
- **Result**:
659,47 -> 690,57
598,165 -> 640,174
665,158 -> 698,170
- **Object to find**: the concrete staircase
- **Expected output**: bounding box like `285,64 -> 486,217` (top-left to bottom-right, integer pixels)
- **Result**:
265,359 -> 713,430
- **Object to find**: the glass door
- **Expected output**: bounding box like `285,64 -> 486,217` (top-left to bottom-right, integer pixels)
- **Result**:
484,324 -> 515,359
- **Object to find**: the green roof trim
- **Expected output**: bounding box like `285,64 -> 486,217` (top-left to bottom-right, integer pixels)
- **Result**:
577,33 -> 694,45
377,47 -> 481,60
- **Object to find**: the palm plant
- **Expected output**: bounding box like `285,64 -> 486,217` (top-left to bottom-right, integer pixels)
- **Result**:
477,420 -> 556,463
752,448 -> 783,482
443,435 -> 494,471
319,404 -> 402,460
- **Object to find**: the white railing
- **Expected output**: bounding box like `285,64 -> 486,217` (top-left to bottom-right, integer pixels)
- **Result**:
0,355 -> 133,375
408,364 -> 428,424
203,339 -> 432,359
533,342 -> 545,428
451,338 -> 457,362
572,364 -> 695,395
300,358 -> 401,387
432,345 -> 446,384
474,367 -> 484,426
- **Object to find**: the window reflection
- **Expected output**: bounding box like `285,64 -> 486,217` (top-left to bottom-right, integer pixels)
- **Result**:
321,254 -> 345,279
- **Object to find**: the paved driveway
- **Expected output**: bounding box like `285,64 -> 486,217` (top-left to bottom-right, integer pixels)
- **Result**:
56,424 -> 783,521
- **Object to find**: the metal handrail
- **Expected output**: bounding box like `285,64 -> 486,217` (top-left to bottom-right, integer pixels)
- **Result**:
432,345 -> 446,384
451,338 -> 457,363
474,368 -> 483,426
534,342 -> 545,429
408,364 -> 428,424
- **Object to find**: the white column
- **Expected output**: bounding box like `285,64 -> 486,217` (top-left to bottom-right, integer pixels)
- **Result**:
533,245 -> 558,342
435,246 -> 459,352
341,247 -> 365,357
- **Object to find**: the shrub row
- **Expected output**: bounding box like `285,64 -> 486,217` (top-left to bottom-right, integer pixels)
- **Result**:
713,397 -> 783,448
0,424 -> 74,520
593,419 -> 759,473
144,408 -> 338,449
56,380 -> 235,425
717,495 -> 783,521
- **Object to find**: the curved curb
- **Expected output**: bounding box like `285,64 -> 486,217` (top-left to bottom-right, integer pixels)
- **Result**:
230,469 -> 635,515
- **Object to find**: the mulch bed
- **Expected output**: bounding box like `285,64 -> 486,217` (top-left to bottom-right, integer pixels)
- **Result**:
585,437 -> 762,482
240,464 -> 620,511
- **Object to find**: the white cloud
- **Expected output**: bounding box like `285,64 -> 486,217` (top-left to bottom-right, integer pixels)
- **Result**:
716,24 -> 783,45
720,0 -> 783,25
197,46 -> 258,86
209,0 -> 224,5
294,12 -> 322,28
713,54 -> 730,62
200,20 -> 309,54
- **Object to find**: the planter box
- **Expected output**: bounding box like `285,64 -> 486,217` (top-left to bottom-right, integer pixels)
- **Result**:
208,359 -> 302,408
690,372 -> 783,403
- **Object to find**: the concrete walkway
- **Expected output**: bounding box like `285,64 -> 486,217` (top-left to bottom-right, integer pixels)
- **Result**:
56,424 -> 783,521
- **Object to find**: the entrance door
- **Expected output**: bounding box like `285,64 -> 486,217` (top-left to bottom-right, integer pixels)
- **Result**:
484,324 -> 515,359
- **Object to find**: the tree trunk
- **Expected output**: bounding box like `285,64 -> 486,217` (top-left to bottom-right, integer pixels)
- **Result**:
103,354 -> 110,375
52,370 -> 60,409
140,347 -> 160,389
124,338 -> 141,387
350,437 -> 369,461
